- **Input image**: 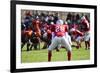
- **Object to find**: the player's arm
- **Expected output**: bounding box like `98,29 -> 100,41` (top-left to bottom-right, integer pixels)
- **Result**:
76,30 -> 83,36
85,20 -> 90,30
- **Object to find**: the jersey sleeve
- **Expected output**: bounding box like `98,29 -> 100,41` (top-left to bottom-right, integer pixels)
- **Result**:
50,25 -> 55,32
76,30 -> 83,36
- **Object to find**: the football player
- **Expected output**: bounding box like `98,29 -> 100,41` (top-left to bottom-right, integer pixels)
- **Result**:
81,16 -> 90,50
48,19 -> 72,61
70,28 -> 83,49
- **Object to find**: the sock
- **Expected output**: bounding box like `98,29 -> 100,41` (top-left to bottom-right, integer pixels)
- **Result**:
67,51 -> 71,61
48,51 -> 52,62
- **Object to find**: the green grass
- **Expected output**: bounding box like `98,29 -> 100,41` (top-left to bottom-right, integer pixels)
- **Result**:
21,42 -> 90,63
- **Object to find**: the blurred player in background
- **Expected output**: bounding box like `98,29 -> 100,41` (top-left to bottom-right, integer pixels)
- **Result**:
81,16 -> 90,50
70,28 -> 83,49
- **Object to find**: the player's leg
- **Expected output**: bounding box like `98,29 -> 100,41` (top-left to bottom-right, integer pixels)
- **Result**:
75,36 -> 81,49
48,50 -> 52,62
85,41 -> 87,49
21,36 -> 26,51
42,32 -> 50,49
25,36 -> 30,51
27,42 -> 30,51
61,36 -> 72,61
21,42 -> 25,50
86,35 -> 90,49
42,42 -> 48,49
84,34 -> 87,50
48,37 -> 58,62
67,50 -> 71,61
85,41 -> 90,50
67,35 -> 72,46
84,33 -> 90,50
66,33 -> 72,46
87,41 -> 90,49
30,37 -> 34,50
27,39 -> 31,51
30,43 -> 34,50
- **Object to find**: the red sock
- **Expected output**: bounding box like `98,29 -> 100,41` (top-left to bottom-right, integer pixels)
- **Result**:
67,51 -> 71,61
48,51 -> 52,62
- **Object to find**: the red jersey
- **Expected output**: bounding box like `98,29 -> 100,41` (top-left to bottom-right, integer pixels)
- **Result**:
43,24 -> 49,31
32,20 -> 40,31
32,19 -> 41,37
25,11 -> 32,17
23,29 -> 33,37
47,29 -> 52,40
75,30 -> 83,36
50,24 -> 68,37
81,19 -> 90,32
70,28 -> 83,37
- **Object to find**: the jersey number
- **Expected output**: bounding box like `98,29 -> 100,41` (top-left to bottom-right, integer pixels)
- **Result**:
55,26 -> 65,32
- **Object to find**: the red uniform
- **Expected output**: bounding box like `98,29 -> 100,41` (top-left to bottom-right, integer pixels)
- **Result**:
81,19 -> 90,32
32,19 -> 41,37
50,24 -> 68,37
71,29 -> 83,37
81,17 -> 90,49
48,24 -> 72,61
25,11 -> 32,17
24,29 -> 33,37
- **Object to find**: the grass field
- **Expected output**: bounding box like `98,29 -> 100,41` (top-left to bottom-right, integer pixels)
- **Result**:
21,42 -> 90,63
